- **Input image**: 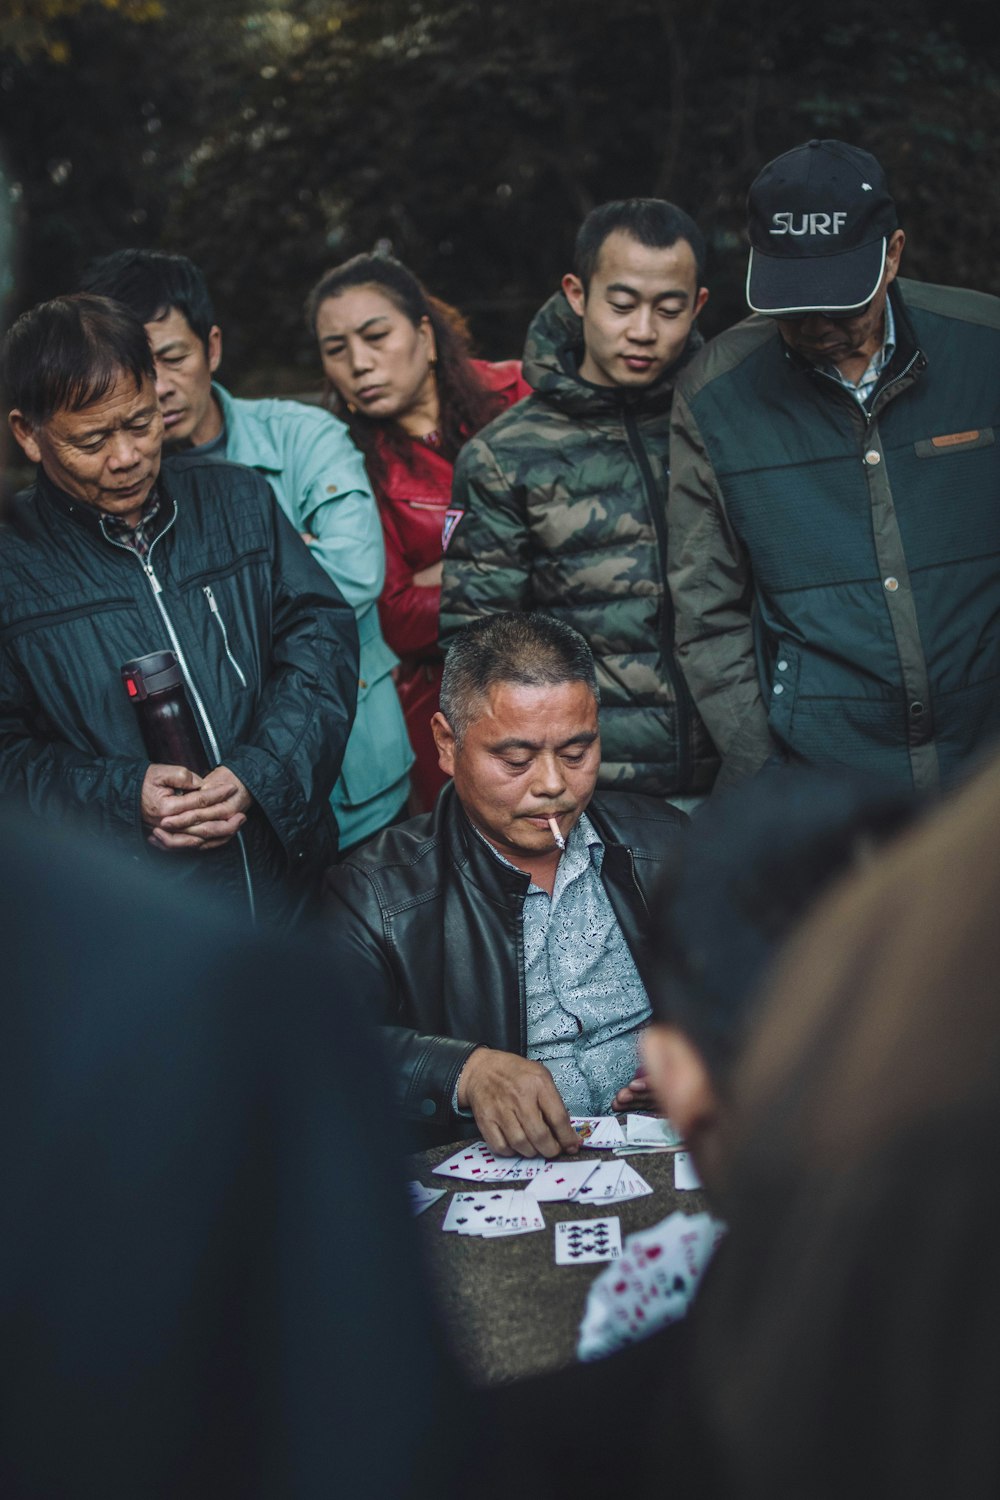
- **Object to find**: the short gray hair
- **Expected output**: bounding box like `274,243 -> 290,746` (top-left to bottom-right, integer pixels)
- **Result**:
440,612 -> 599,745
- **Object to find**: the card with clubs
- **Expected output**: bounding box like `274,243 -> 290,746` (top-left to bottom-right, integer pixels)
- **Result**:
555,1217 -> 622,1265
572,1161 -> 624,1201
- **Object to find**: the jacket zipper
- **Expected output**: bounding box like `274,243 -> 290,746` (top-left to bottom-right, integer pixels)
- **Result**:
203,585 -> 248,687
104,519 -> 257,924
622,404 -> 692,792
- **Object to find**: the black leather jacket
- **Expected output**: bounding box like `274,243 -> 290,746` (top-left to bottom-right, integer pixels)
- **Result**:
0,454 -> 359,925
324,783 -> 686,1140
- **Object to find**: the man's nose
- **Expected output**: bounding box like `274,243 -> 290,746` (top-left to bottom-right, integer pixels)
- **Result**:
106,432 -> 141,469
531,753 -> 567,798
627,306 -> 655,342
154,360 -> 173,400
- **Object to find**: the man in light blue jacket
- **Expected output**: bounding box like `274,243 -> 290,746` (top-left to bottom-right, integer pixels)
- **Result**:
81,250 -> 413,851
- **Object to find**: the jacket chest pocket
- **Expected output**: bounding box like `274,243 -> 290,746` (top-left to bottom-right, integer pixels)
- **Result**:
202,585 -> 248,688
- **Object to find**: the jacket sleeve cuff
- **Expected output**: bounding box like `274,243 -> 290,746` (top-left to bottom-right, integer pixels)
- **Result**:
399,1035 -> 479,1126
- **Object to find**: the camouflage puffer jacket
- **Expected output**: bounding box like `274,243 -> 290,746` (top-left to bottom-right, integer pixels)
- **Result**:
440,291 -> 719,796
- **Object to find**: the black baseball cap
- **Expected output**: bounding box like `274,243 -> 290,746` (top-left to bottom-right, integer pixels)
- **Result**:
746,139 -> 898,316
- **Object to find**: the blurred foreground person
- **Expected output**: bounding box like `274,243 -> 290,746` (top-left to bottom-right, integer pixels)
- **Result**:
307,253 -> 529,810
82,249 -> 412,852
0,805 -> 461,1498
694,752 -> 1000,1498
473,767 -> 916,1500
1,294 -> 357,925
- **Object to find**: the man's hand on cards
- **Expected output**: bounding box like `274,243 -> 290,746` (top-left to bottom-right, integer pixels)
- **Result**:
456,1048 -> 581,1159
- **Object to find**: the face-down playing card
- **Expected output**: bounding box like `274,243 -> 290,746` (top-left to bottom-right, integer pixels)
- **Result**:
555,1217 -> 623,1265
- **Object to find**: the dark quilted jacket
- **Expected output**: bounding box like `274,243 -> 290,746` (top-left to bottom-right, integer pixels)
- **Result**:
0,453 -> 359,924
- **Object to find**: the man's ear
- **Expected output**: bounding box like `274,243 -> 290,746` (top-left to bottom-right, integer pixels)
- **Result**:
693,286 -> 710,319
9,410 -> 41,465
207,324 -> 223,375
562,272 -> 586,319
640,1024 -> 718,1142
431,711 -> 457,778
885,229 -> 906,286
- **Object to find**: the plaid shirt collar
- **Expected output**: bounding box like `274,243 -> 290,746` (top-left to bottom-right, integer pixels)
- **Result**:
100,487 -> 163,557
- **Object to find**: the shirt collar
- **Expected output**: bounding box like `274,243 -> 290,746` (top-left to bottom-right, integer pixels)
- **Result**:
212,380 -> 283,472
470,810 -> 604,887
819,296 -> 896,402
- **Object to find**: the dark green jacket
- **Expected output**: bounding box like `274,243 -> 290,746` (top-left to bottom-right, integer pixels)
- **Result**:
440,291 -> 719,797
668,279 -> 1000,790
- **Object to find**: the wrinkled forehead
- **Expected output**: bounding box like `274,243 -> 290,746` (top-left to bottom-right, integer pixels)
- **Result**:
44,367 -> 157,433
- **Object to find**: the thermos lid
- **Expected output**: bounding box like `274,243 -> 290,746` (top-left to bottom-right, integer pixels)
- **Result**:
121,650 -> 182,701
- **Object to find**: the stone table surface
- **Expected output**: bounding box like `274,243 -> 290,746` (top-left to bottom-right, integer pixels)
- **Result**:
411,1138 -> 709,1387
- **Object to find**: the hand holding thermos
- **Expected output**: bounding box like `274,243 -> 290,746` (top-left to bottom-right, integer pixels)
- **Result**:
122,650 -> 252,852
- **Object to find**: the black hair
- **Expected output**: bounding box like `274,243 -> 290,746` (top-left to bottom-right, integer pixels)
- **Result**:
440,612 -> 600,745
305,253 -> 507,485
2,293 -> 155,426
80,249 -> 216,353
573,198 -> 707,292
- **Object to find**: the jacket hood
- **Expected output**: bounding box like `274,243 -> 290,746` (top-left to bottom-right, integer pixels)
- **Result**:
522,289 -> 703,419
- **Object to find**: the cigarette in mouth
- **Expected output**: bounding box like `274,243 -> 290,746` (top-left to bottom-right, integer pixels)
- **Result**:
547,816 -> 566,851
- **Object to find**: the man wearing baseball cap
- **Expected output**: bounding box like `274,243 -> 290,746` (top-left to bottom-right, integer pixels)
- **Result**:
667,138 -> 1000,790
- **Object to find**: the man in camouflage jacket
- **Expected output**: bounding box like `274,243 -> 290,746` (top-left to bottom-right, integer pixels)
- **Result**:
440,199 -> 719,800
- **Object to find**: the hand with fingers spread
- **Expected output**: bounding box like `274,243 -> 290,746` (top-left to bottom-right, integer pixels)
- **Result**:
456,1047 -> 581,1159
146,763 -> 252,852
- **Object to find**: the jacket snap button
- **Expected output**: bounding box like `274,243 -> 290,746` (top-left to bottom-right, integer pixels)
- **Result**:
909,700 -> 924,717
884,576 -> 899,592
773,683 -> 784,695
777,659 -> 788,672
420,1098 -> 436,1117
864,449 -> 881,465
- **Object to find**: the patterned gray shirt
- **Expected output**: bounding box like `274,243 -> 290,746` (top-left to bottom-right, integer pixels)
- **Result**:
470,813 -> 651,1115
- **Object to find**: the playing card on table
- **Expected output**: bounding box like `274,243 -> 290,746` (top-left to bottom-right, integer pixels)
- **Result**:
407,1180 -> 446,1216
611,1162 -> 654,1202
433,1140 -> 511,1182
500,1154 -> 550,1181
482,1189 -> 546,1237
623,1114 -> 683,1149
572,1161 -> 623,1202
555,1217 -> 622,1265
442,1191 -> 482,1232
525,1160 -> 599,1201
674,1151 -> 703,1191
571,1116 -> 626,1149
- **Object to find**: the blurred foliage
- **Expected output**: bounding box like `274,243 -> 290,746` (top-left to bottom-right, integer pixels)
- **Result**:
3,0 -> 1000,387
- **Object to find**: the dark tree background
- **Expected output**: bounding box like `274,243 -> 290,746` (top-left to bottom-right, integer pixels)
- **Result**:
2,0 -> 999,391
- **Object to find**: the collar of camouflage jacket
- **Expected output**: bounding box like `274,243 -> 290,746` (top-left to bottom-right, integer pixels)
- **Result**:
521,289 -> 703,419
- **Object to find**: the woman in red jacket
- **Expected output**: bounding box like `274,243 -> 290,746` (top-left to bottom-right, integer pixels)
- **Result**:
306,255 -> 529,810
